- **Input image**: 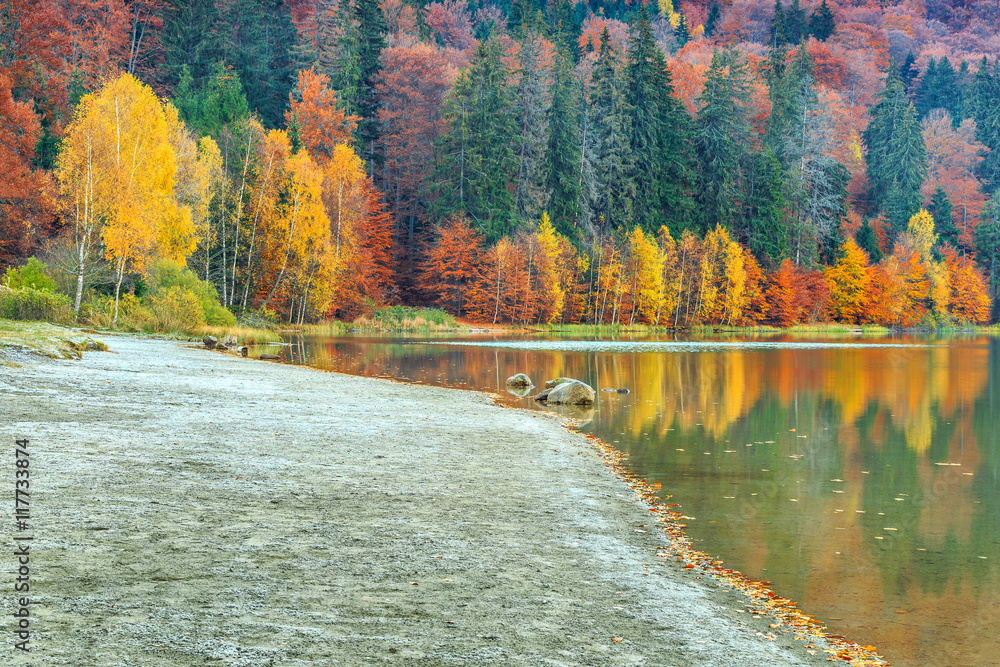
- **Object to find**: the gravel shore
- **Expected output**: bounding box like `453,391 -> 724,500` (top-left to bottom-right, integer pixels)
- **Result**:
2,335 -> 832,666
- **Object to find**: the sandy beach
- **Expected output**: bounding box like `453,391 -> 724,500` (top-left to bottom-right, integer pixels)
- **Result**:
1,335 -> 834,666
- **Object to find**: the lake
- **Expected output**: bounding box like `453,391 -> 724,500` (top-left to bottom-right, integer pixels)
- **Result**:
276,332 -> 1000,667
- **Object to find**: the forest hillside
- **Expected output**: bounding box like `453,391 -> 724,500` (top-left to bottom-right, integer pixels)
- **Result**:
2,0 -> 1000,327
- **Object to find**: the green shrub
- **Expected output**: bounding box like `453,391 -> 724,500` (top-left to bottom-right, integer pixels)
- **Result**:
0,287 -> 74,323
146,260 -> 236,329
148,286 -> 205,332
3,258 -> 57,292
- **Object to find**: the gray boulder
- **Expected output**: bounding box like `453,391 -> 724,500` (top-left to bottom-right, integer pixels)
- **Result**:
544,377 -> 573,389
544,379 -> 595,405
203,336 -> 218,349
506,373 -> 533,387
533,388 -> 552,401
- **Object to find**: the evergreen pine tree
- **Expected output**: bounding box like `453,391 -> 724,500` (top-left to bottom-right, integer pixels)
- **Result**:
626,6 -> 698,235
780,46 -> 848,264
547,0 -> 582,62
590,27 -> 635,232
512,22 -> 551,223
975,192 -> 1000,300
807,0 -> 835,41
856,219 -> 882,263
928,186 -> 958,247
355,0 -> 387,170
914,58 -> 940,118
862,72 -> 928,235
160,0 -> 221,89
696,48 -> 754,233
546,47 -> 583,240
770,0 -> 787,48
674,8 -> 690,47
955,60 -> 971,125
704,2 -> 721,38
216,0 -> 299,129
432,35 -> 518,241
745,150 -> 787,266
974,59 -> 1000,190
899,52 -> 918,96
785,0 -> 805,44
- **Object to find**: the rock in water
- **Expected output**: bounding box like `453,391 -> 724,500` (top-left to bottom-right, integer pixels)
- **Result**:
544,378 -> 573,389
506,373 -> 533,387
259,353 -> 280,360
617,388 -> 630,395
239,346 -> 249,358
601,388 -> 617,393
533,388 -> 552,401
545,380 -> 595,405
203,336 -> 218,349
506,384 -> 533,398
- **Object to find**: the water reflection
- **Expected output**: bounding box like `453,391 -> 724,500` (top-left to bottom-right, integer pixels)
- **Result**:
283,333 -> 1000,667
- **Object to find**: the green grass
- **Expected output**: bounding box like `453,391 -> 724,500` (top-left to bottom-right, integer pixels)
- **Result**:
0,319 -> 107,362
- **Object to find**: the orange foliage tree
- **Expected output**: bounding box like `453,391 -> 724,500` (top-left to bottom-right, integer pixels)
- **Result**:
419,216 -> 482,316
943,248 -> 991,324
286,68 -> 357,165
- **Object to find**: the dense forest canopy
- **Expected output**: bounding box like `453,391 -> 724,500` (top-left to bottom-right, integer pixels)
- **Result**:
2,0 -> 1000,326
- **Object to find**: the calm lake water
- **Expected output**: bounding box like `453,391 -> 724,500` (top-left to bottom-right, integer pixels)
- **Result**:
277,332 -> 1000,667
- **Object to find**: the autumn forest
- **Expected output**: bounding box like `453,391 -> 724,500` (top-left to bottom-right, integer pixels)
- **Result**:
4,0 -> 1000,327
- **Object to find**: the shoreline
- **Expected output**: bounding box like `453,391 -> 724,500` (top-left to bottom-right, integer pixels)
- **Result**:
5,334 -> 866,665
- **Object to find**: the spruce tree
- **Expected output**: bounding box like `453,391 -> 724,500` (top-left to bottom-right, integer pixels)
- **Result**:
807,0 -> 835,42
160,0 -> 221,89
512,21 -> 551,223
974,59 -> 1000,190
546,47 -> 583,240
355,0 -> 387,169
975,192 -> 1000,299
955,60 -> 971,125
216,0 -> 299,129
432,35 -> 517,241
696,48 -> 754,233
900,52 -> 918,95
785,0 -> 805,44
590,27 -> 634,232
770,0 -> 787,48
862,72 -> 927,235
674,8 -> 690,47
856,219 -> 882,263
928,186 -> 958,247
547,0 -> 582,62
704,2 -> 721,38
626,6 -> 698,235
745,150 -> 787,266
779,46 -> 848,264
